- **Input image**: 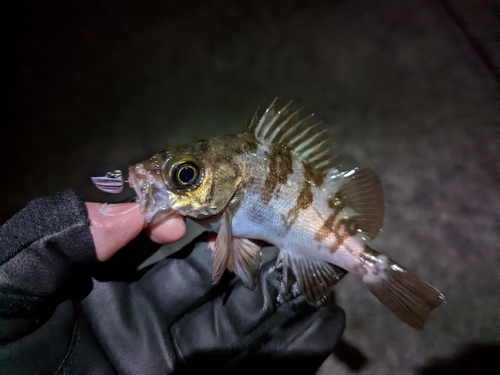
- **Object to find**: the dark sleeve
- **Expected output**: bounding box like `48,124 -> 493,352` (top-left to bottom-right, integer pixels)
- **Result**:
0,189 -> 97,341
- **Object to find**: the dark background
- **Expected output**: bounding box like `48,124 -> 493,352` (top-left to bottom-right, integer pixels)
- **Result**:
2,1 -> 498,374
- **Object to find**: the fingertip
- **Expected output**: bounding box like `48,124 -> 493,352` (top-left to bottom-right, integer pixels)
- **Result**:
206,232 -> 217,251
147,215 -> 187,244
86,202 -> 144,261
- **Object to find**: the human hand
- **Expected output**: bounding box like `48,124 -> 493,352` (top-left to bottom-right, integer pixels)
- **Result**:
83,201 -> 346,374
85,202 -> 186,261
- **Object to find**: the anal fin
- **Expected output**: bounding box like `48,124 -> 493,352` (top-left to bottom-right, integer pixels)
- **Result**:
361,246 -> 445,330
278,251 -> 346,305
228,238 -> 262,289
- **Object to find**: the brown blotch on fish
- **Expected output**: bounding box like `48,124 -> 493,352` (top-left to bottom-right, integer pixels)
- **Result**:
195,139 -> 210,154
247,176 -> 256,187
314,213 -> 337,243
328,218 -> 356,253
337,218 -> 358,237
261,146 -> 293,204
243,139 -> 259,154
314,192 -> 347,243
314,193 -> 357,248
284,177 -> 313,229
328,194 -> 345,211
303,162 -> 324,187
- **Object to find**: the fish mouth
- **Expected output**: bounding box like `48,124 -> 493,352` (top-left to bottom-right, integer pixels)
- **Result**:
128,163 -> 175,224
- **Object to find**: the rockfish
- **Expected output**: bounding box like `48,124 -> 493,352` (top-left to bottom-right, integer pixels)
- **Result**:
127,100 -> 444,330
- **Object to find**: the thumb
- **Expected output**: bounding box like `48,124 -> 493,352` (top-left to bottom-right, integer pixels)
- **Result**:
86,202 -> 144,261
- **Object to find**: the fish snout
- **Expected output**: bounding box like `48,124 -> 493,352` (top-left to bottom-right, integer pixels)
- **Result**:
128,163 -> 174,224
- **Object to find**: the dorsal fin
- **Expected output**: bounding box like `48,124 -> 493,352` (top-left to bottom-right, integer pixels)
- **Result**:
327,168 -> 385,239
246,99 -> 337,176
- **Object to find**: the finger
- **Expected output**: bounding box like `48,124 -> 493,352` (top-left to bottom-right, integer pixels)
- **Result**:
206,232 -> 217,251
146,214 -> 186,244
86,202 -> 145,261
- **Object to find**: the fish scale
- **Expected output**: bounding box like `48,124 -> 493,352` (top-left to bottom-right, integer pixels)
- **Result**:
124,99 -> 444,330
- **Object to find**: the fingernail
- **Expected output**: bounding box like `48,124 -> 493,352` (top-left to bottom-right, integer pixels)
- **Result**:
99,203 -> 139,216
172,214 -> 186,226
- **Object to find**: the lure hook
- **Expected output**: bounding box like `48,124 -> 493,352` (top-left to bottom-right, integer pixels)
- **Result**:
91,170 -> 128,194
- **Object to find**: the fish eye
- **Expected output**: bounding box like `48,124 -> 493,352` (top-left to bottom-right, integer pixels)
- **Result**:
172,162 -> 200,188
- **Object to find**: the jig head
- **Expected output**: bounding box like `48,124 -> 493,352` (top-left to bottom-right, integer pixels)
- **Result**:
91,170 -> 127,194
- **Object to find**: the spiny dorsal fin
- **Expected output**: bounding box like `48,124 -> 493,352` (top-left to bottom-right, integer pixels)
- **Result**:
228,237 -> 262,289
246,99 -> 337,177
277,251 -> 345,305
327,168 -> 385,239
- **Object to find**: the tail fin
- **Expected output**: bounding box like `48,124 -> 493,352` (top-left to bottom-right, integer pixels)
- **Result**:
361,247 -> 445,330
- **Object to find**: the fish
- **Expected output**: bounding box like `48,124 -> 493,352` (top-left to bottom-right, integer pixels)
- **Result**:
127,99 -> 445,330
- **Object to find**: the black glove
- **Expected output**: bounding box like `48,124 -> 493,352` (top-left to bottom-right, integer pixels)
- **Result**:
85,233 -> 346,375
0,189 -> 345,375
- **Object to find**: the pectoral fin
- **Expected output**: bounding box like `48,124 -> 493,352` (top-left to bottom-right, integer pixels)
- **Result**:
212,210 -> 233,284
277,251 -> 345,305
228,238 -> 262,289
